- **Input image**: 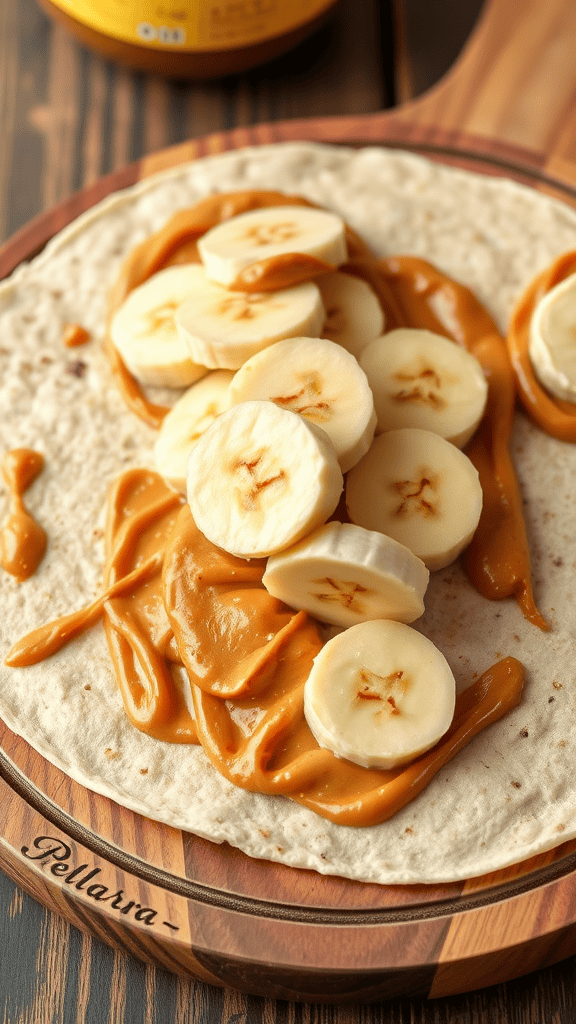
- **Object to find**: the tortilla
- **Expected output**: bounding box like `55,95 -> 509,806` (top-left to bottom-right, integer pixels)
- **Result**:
1,142 -> 576,885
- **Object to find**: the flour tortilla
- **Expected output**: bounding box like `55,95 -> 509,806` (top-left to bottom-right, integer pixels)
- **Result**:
1,142 -> 576,885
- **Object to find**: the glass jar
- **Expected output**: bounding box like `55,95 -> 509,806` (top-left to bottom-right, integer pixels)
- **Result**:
37,0 -> 338,78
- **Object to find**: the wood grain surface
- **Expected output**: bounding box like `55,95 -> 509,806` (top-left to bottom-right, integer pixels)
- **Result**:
4,0 -> 576,1019
0,0 -> 394,247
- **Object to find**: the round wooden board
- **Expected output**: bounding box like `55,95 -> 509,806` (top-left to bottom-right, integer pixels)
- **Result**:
2,128 -> 576,1003
3,0 -> 576,999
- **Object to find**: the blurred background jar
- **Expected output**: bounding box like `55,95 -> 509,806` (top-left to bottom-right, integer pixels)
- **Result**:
35,0 -> 340,77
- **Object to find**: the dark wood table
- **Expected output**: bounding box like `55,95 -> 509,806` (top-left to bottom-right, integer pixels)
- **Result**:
3,0 -> 576,1019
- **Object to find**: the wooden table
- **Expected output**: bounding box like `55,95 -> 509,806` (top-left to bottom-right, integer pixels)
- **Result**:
2,0 -> 576,1019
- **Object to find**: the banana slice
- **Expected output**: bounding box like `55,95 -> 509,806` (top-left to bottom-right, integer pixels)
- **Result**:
186,400 -> 343,559
360,329 -> 488,447
262,520 -> 429,627
346,427 -> 482,571
317,271 -> 385,359
198,205 -> 348,286
175,265 -> 325,370
304,619 -> 456,769
109,265 -> 209,388
154,370 -> 234,491
228,336 -> 376,473
529,271 -> 576,401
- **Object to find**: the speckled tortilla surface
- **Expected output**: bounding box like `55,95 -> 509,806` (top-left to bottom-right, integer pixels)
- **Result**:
1,142 -> 576,885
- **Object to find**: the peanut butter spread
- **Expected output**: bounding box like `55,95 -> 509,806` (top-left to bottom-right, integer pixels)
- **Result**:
6,466 -> 524,827
163,499 -> 524,825
62,323 -> 91,349
13,187 -> 569,827
508,251 -> 576,441
0,449 -> 46,582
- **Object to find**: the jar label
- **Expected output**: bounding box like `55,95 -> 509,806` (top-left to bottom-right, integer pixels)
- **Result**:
49,0 -> 334,51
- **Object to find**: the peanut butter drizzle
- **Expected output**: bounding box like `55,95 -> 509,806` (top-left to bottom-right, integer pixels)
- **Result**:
507,251 -> 576,440
102,337 -> 170,430
7,466 -> 524,826
102,469 -> 196,743
163,503 -> 524,826
345,255 -> 546,630
229,252 -> 334,292
199,658 -> 522,827
0,449 -> 46,582
5,553 -> 162,667
6,468 -> 197,744
62,322 -> 91,348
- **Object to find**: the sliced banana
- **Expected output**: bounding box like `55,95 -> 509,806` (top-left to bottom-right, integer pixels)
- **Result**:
186,400 -> 343,559
228,336 -> 376,473
109,265 -> 209,388
304,619 -> 456,769
175,264 -> 325,370
198,205 -> 348,286
317,271 -> 385,359
529,271 -> 576,401
154,370 -> 234,492
262,520 -> 429,627
360,329 -> 488,447
346,427 -> 482,571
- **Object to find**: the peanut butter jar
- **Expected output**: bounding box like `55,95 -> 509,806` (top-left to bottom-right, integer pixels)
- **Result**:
37,0 -> 338,78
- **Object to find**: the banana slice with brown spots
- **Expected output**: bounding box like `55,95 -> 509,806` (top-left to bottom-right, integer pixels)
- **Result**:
262,521 -> 429,627
317,271 -> 385,359
304,619 -> 456,769
109,265 -> 209,387
345,428 -> 482,571
359,328 -> 487,446
228,336 -> 376,472
198,205 -> 347,286
175,264 -> 325,370
154,370 -> 234,492
186,400 -> 343,559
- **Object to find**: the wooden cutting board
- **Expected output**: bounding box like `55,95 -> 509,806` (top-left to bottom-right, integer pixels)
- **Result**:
2,0 -> 576,1003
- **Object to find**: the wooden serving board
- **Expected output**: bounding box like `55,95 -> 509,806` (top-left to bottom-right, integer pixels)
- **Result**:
2,0 -> 576,1003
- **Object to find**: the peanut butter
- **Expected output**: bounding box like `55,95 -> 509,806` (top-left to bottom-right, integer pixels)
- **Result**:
62,323 -> 91,349
0,449 -> 46,582
7,466 -> 524,827
12,188 -> 561,828
103,469 -> 197,743
163,499 -> 524,825
507,251 -> 576,441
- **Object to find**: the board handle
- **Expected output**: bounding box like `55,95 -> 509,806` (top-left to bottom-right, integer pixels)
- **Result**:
393,0 -> 576,160
141,0 -> 576,191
